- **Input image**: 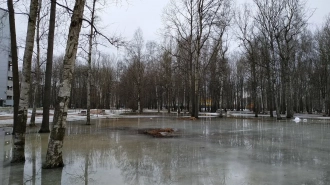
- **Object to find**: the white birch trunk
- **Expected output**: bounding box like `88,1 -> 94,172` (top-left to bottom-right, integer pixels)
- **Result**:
44,0 -> 86,168
11,0 -> 39,163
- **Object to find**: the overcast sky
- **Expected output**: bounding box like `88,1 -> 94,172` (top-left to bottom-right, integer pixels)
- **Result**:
1,0 -> 330,60
103,0 -> 330,42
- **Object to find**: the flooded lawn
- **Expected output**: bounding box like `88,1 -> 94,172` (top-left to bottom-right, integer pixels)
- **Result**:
1,116 -> 330,185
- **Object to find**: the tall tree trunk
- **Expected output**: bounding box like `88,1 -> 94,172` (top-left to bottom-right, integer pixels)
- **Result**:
12,0 -> 39,163
193,68 -> 199,118
138,84 -> 141,113
39,0 -> 56,133
7,0 -> 20,135
190,69 -> 195,117
251,60 -> 258,117
86,0 -> 96,125
86,63 -> 91,124
275,84 -> 282,120
267,66 -> 274,117
271,42 -> 281,120
286,74 -> 294,118
219,77 -> 224,117
137,61 -> 142,114
167,85 -> 170,113
30,0 -> 42,127
44,0 -> 86,168
281,81 -> 286,114
156,84 -> 160,113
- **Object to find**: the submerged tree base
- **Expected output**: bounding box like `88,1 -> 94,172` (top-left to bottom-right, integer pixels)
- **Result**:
29,124 -> 37,127
11,157 -> 25,163
11,133 -> 26,163
43,141 -> 65,169
38,129 -> 50,133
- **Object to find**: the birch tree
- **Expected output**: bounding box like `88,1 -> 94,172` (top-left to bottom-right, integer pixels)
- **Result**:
11,0 -> 39,163
30,0 -> 45,126
44,0 -> 86,168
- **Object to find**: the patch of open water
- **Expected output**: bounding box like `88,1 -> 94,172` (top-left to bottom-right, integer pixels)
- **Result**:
1,117 -> 330,185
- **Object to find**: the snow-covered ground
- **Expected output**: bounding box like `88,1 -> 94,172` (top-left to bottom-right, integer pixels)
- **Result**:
1,108 -> 329,127
226,110 -> 330,120
0,108 -> 131,126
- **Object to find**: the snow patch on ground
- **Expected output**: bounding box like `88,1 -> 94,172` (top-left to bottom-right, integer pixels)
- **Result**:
0,108 -> 130,126
1,108 -> 329,126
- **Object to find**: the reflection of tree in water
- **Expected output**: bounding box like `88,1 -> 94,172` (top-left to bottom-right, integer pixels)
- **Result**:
8,163 -> 24,185
112,138 -> 231,185
65,123 -> 101,185
44,118 -> 330,185
24,128 -> 42,184
63,119 -> 235,185
214,120 -> 307,164
214,120 -> 330,184
65,154 -> 96,185
6,128 -> 63,185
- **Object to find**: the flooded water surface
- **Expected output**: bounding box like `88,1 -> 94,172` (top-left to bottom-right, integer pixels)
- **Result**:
1,116 -> 330,185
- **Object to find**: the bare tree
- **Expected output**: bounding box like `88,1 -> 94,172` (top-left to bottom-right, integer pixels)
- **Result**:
235,4 -> 260,117
293,29 -> 315,114
86,0 -> 97,125
30,0 -> 45,126
316,16 -> 330,116
252,0 -> 308,119
164,0 -> 232,118
144,41 -> 160,111
161,47 -> 173,113
44,0 -> 86,168
39,0 -> 57,133
11,0 -> 39,163
7,0 -> 20,137
274,0 -> 308,118
126,28 -> 145,113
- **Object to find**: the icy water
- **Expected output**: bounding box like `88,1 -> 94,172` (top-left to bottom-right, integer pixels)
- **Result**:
1,116 -> 330,185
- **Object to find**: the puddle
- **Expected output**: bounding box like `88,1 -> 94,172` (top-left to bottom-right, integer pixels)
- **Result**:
1,117 -> 330,184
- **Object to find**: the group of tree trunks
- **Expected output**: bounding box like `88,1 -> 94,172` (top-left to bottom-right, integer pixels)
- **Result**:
3,0 -> 330,168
